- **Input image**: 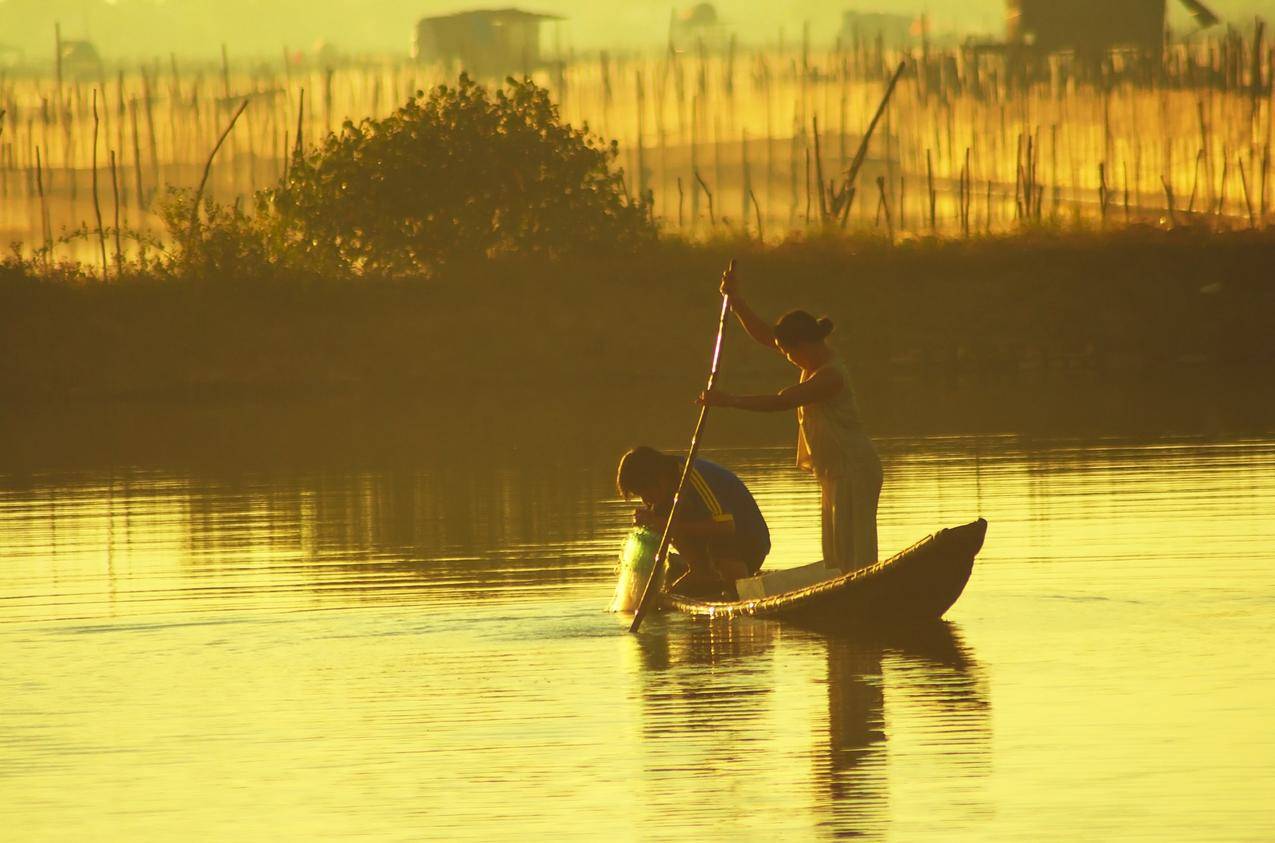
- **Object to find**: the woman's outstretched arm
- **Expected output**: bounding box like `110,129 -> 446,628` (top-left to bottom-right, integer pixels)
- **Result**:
699,367 -> 844,412
720,265 -> 780,353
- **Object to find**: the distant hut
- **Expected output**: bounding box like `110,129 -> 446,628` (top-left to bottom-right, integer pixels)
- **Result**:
668,3 -> 727,53
0,43 -> 22,69
1007,0 -> 1219,59
58,39 -> 102,76
840,11 -> 925,50
413,8 -> 561,76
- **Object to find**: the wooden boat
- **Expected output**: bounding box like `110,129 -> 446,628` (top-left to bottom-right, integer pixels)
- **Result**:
661,518 -> 988,629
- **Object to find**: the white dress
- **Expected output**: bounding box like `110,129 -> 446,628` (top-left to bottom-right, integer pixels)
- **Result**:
796,358 -> 883,572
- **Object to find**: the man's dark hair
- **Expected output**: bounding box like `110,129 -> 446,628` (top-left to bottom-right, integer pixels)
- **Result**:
616,446 -> 675,498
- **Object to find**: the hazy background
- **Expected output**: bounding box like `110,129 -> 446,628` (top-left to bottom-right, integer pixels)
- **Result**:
4,0 -> 1275,62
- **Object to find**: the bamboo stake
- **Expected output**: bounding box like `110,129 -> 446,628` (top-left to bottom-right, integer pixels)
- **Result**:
749,187 -> 764,241
677,175 -> 684,228
1216,156 -> 1229,216
1162,175 -> 1178,227
693,167 -> 715,226
812,115 -> 828,222
1261,143 -> 1270,221
35,145 -> 51,259
1098,162 -> 1109,224
293,88 -> 305,159
190,99 -> 248,234
1239,157 -> 1256,227
1187,149 -> 1204,213
961,147 -> 971,237
986,178 -> 993,233
804,146 -> 811,226
876,175 -> 893,239
91,91 -> 108,280
926,147 -> 936,230
128,98 -> 145,210
109,149 -> 123,275
54,23 -> 63,107
140,66 -> 160,192
898,174 -> 906,232
1123,161 -> 1131,224
836,61 -> 906,216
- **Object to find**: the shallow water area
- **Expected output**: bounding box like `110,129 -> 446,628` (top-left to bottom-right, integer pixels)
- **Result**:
2,410 -> 1275,840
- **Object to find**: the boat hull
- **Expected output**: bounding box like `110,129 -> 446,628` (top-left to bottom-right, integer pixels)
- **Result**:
662,518 -> 987,630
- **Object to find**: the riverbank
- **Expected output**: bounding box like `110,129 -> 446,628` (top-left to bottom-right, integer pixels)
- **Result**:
2,227 -> 1273,401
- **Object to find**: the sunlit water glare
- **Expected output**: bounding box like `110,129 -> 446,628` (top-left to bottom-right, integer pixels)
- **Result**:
2,434 -> 1273,840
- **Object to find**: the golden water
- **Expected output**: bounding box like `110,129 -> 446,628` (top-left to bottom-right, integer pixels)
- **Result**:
2,431 -> 1274,839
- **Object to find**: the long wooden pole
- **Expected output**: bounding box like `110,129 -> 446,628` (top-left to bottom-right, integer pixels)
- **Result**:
629,260 -> 734,634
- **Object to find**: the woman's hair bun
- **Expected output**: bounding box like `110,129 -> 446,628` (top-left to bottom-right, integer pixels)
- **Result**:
775,309 -> 835,347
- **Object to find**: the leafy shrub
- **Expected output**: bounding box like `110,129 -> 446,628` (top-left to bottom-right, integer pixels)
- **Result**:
159,188 -> 277,280
260,75 -> 654,275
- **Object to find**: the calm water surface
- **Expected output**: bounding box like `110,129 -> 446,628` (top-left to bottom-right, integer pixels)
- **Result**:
2,429 -> 1274,840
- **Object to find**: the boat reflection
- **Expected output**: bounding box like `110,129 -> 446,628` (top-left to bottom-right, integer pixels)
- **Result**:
631,618 -> 990,837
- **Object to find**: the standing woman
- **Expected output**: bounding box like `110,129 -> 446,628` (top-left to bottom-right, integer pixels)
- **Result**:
699,264 -> 884,572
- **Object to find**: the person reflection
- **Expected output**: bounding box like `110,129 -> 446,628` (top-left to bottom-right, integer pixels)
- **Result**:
817,621 -> 991,837
819,633 -> 889,833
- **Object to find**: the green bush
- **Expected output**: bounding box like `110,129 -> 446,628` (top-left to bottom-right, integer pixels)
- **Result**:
258,75 -> 654,275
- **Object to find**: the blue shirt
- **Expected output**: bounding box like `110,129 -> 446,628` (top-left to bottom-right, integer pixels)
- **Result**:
680,458 -> 771,572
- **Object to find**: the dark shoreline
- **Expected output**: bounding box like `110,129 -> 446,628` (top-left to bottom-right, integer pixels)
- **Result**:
3,228 -> 1274,403
3,368 -> 1273,478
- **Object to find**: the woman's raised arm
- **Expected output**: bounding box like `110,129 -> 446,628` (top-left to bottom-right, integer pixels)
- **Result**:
721,265 -> 780,353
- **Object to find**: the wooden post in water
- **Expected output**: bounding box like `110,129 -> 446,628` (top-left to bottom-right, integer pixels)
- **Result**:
293,88 -> 305,159
804,146 -> 812,226
986,178 -> 993,234
1051,123 -> 1060,218
1123,161 -> 1131,224
35,145 -> 51,260
127,98 -> 145,211
1261,143 -> 1270,221
109,149 -> 123,275
190,99 -> 249,235
1239,157 -> 1257,227
221,43 -> 232,101
1187,149 -> 1203,213
876,175 -> 893,239
812,115 -> 828,222
677,175 -> 684,229
749,183 -> 764,240
140,67 -> 159,195
1013,132 -> 1023,220
1216,156 -> 1229,216
91,91 -> 108,280
898,174 -> 906,233
635,70 -> 646,200
1098,162 -> 1110,224
926,148 -> 936,231
54,23 -> 64,108
693,168 -> 715,226
1162,175 -> 1178,227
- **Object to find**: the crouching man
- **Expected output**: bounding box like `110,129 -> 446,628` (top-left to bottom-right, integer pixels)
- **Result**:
616,446 -> 771,599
